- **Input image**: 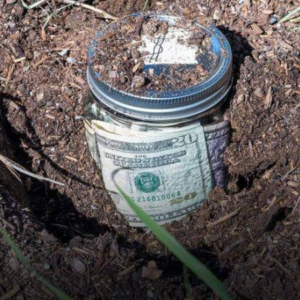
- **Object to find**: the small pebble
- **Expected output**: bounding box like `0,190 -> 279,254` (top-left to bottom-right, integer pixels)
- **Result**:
36,92 -> 44,101
67,57 -> 77,64
147,290 -> 155,298
58,48 -> 69,56
109,70 -> 118,79
141,261 -> 163,280
131,49 -> 140,59
64,88 -> 73,96
269,16 -> 279,25
71,258 -> 86,274
228,181 -> 240,193
27,30 -> 37,41
132,75 -> 146,88
9,257 -> 20,271
148,68 -> 154,76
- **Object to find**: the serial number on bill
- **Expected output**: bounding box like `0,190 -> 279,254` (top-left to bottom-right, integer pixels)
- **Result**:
131,191 -> 182,203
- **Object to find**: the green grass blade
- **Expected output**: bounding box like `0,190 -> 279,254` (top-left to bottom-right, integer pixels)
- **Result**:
0,228 -> 74,300
115,185 -> 234,300
290,16 -> 300,23
183,266 -> 194,300
279,6 -> 300,23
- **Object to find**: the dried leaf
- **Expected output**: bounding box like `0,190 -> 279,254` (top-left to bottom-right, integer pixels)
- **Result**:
41,27 -> 46,41
251,23 -> 263,35
244,0 -> 251,7
264,86 -> 273,109
132,63 -> 141,73
213,9 -> 221,20
75,76 -> 85,86
254,88 -> 264,98
236,94 -> 244,104
142,261 -> 163,280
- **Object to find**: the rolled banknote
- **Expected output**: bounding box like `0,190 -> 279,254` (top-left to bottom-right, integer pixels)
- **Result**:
84,105 -> 229,227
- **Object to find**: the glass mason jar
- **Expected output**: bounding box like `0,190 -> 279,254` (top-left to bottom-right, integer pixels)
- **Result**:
84,14 -> 232,227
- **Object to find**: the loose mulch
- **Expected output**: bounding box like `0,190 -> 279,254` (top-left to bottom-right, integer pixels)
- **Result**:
1,0 -> 300,299
91,14 -> 213,94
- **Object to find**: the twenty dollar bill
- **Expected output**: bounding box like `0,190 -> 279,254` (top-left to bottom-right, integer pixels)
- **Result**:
85,112 -> 229,227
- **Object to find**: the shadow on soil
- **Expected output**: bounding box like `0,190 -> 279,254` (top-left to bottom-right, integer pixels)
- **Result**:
217,26 -> 254,112
217,27 -> 254,192
0,92 -> 109,242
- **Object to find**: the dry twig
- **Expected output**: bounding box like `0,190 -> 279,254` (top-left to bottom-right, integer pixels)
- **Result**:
0,154 -> 65,186
61,0 -> 118,21
207,208 -> 241,228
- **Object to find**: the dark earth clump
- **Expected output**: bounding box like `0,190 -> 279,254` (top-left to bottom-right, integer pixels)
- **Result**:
1,0 -> 300,299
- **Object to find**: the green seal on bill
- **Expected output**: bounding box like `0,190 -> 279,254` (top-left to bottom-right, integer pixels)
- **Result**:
134,172 -> 160,193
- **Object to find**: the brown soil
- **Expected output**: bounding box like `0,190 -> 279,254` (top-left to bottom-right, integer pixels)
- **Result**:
1,0 -> 300,299
91,15 -> 212,94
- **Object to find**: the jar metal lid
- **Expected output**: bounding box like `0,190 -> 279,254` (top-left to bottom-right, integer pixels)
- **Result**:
87,14 -> 232,122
